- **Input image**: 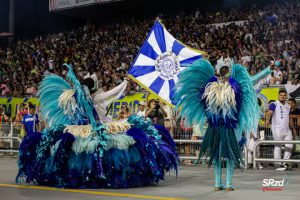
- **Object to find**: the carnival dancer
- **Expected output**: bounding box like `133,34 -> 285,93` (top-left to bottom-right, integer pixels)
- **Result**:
16,63 -> 178,188
175,59 -> 270,191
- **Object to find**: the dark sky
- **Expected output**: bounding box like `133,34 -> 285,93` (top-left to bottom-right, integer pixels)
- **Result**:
14,0 -> 85,39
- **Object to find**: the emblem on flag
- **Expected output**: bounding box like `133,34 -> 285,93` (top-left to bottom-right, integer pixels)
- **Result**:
128,19 -> 206,105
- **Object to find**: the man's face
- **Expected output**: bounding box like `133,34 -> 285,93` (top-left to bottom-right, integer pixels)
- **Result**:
29,108 -> 35,115
279,92 -> 287,102
140,105 -> 145,111
288,100 -> 296,108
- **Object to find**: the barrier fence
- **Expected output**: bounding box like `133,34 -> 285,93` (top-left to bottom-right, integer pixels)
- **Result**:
0,122 -> 22,155
172,116 -> 300,168
253,140 -> 300,169
1,119 -> 300,169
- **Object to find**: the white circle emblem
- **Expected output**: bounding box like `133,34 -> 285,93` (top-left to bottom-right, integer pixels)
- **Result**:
155,51 -> 180,80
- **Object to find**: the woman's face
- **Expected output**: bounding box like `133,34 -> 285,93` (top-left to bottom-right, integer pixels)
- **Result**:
121,106 -> 125,111
150,100 -> 157,107
121,105 -> 128,113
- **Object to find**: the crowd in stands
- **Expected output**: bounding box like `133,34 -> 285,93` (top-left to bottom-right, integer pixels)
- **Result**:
1,0 -> 300,96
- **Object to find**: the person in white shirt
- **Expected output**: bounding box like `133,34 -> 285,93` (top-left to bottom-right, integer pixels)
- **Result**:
285,79 -> 300,95
273,65 -> 283,84
266,90 -> 293,170
162,103 -> 176,137
136,101 -> 146,118
93,80 -> 128,123
83,77 -> 128,123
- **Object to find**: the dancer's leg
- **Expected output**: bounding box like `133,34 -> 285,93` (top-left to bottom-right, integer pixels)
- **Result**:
225,159 -> 234,190
214,159 -> 223,189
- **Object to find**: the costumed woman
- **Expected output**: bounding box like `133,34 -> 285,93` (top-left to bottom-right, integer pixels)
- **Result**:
16,63 -> 178,188
175,59 -> 271,191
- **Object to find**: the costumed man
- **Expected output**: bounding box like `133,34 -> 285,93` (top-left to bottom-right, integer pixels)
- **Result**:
81,76 -> 128,122
91,78 -> 128,123
175,59 -> 270,191
16,63 -> 178,188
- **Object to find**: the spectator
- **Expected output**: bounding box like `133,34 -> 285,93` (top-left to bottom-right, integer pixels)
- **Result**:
288,98 -> 300,166
269,72 -> 276,85
0,106 -> 9,123
15,103 -> 28,122
0,83 -> 9,96
117,104 -> 131,120
285,79 -> 300,97
289,98 -> 300,115
145,99 -> 167,126
136,101 -> 147,118
162,103 -> 177,137
266,90 -> 293,171
273,65 -> 283,85
288,98 -> 300,138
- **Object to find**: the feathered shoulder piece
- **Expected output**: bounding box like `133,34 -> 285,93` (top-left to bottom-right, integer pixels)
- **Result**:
38,74 -> 79,127
63,63 -> 97,126
174,59 -> 215,126
38,63 -> 98,128
231,64 -> 260,140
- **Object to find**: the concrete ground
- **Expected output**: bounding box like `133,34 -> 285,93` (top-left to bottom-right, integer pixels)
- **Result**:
0,158 -> 299,200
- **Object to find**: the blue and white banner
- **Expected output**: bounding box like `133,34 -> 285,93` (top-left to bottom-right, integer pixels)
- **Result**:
128,19 -> 204,105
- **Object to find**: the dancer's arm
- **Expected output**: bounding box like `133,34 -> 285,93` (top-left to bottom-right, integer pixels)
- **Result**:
251,66 -> 271,91
93,80 -> 128,104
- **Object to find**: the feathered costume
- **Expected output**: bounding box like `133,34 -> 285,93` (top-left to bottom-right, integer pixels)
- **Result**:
16,64 -> 178,188
175,59 -> 270,190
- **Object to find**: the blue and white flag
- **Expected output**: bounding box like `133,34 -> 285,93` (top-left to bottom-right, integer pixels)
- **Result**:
128,19 -> 205,105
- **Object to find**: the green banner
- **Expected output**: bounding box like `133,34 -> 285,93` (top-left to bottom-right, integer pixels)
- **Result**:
0,97 -> 40,119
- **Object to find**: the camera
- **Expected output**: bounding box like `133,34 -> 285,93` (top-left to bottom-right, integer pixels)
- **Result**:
155,104 -> 160,110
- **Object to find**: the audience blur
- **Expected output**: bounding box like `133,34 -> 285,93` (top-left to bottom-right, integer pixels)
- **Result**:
1,0 -> 300,96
